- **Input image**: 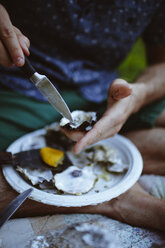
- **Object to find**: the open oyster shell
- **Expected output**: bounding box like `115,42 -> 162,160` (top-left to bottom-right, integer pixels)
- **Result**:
45,122 -> 75,150
54,165 -> 97,195
85,144 -> 128,174
85,144 -> 117,164
16,166 -> 53,185
107,163 -> 128,173
60,110 -> 98,132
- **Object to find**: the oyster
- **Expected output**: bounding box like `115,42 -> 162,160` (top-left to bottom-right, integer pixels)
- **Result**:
45,125 -> 74,150
85,144 -> 117,164
107,163 -> 128,173
60,110 -> 98,132
54,165 -> 97,195
85,144 -> 128,174
14,147 -> 71,187
19,135 -> 46,151
13,149 -> 46,170
16,166 -> 53,185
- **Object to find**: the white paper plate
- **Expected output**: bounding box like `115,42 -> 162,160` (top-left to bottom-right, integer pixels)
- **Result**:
2,128 -> 143,207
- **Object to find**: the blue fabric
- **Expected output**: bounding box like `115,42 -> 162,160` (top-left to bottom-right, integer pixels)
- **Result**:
0,0 -> 165,103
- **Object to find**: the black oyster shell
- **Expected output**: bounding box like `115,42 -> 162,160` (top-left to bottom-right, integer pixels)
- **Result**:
60,111 -> 99,132
45,129 -> 75,150
13,149 -> 72,173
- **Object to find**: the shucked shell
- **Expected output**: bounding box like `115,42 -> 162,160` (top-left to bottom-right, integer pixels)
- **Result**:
54,165 -> 97,195
85,144 -> 128,173
60,110 -> 98,132
16,166 -> 53,185
85,144 -> 117,164
107,163 -> 128,173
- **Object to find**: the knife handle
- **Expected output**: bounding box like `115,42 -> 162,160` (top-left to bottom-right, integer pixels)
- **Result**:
21,57 -> 36,78
0,151 -> 14,165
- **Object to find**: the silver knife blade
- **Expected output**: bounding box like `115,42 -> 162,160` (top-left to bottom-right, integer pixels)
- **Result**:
30,72 -> 73,122
0,188 -> 33,228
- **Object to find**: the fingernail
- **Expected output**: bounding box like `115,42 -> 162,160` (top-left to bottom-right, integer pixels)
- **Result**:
26,48 -> 30,55
16,57 -> 24,66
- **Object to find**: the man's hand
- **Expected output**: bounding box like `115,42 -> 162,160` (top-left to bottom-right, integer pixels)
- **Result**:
73,79 -> 146,154
0,4 -> 30,67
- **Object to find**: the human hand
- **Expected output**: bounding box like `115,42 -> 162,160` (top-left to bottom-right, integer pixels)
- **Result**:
0,4 -> 30,68
73,79 -> 138,153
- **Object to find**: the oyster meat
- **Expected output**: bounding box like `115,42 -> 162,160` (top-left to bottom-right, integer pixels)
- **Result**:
85,144 -> 128,174
60,110 -> 98,132
85,144 -> 117,164
54,165 -> 97,195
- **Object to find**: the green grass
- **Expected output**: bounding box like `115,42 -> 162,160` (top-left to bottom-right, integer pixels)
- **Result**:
118,38 -> 147,83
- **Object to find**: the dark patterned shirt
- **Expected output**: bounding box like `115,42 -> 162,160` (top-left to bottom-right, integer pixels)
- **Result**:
0,0 -> 165,102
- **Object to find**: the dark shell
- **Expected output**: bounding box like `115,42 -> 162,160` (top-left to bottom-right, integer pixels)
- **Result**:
61,112 -> 99,132
45,129 -> 75,150
13,149 -> 72,173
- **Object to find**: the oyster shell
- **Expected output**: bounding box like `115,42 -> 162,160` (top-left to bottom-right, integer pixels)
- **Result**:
85,144 -> 128,174
60,110 -> 98,132
19,135 -> 46,151
45,125 -> 74,150
16,166 -> 53,185
54,165 -> 97,195
85,144 -> 117,164
107,163 -> 128,173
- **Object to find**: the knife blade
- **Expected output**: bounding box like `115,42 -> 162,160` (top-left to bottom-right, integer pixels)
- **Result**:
0,188 -> 33,228
21,57 -> 73,122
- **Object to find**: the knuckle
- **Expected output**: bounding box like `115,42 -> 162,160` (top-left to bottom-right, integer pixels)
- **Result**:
95,127 -> 102,138
10,46 -> 20,55
13,26 -> 20,33
1,26 -> 14,39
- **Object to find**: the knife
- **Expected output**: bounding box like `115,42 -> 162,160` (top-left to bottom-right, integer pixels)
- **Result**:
21,57 -> 73,122
0,188 -> 33,228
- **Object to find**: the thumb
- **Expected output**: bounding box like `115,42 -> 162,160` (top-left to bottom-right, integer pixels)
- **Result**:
109,79 -> 132,101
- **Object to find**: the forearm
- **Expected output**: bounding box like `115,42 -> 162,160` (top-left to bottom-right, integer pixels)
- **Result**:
132,62 -> 165,113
